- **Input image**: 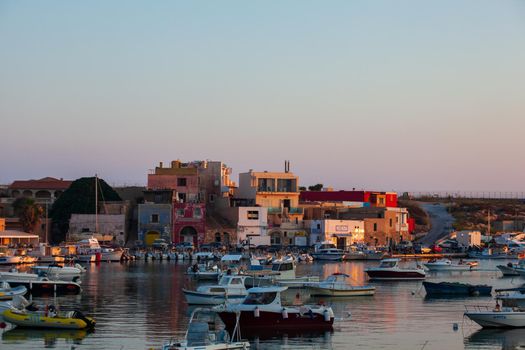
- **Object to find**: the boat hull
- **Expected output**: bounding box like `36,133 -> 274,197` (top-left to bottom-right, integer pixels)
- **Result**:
311,254 -> 343,261
497,265 -> 520,277
218,310 -> 333,334
423,282 -> 492,297
163,341 -> 250,350
2,310 -> 94,329
309,286 -> 375,297
365,270 -> 425,280
5,280 -> 82,296
182,289 -> 246,305
465,312 -> 525,328
0,286 -> 27,300
424,264 -> 474,271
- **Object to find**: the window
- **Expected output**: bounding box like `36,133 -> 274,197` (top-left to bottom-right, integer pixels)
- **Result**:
379,197 -> 385,205
178,193 -> 186,202
316,223 -> 321,230
177,209 -> 185,217
243,292 -> 277,305
247,210 -> 259,220
194,207 -> 202,218
177,178 -> 187,186
209,194 -> 215,203
373,223 -> 377,231
81,228 -> 90,233
151,214 -> 159,223
389,218 -> 393,227
231,278 -> 242,285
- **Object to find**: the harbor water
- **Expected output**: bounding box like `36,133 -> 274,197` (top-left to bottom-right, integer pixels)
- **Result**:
1,259 -> 524,350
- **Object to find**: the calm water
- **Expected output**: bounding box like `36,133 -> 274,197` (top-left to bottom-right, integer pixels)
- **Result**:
1,259 -> 525,350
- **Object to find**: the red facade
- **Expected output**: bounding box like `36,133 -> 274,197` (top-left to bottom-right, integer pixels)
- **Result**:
172,203 -> 206,246
300,191 -> 369,203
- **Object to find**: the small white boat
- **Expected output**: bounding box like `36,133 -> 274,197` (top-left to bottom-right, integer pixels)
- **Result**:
183,275 -> 248,305
424,258 -> 478,271
244,260 -> 319,287
465,303 -> 525,328
162,308 -> 249,350
365,258 -> 426,280
31,264 -> 85,282
0,282 -> 27,300
0,270 -> 40,282
312,248 -> 345,261
496,287 -> 525,308
307,273 -> 375,297
187,263 -> 221,281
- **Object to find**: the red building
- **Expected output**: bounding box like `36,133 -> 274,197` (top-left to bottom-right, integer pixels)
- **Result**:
300,190 -> 398,207
172,203 -> 206,246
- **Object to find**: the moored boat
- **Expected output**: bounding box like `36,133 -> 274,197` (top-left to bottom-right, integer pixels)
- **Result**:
213,286 -> 334,334
2,308 -> 95,329
183,275 -> 248,305
423,281 -> 492,297
465,303 -> 525,328
0,282 -> 27,300
307,273 -> 375,297
424,258 -> 478,271
365,258 -> 426,280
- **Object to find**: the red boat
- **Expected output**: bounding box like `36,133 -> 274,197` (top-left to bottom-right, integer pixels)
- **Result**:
365,258 -> 426,280
214,286 -> 334,334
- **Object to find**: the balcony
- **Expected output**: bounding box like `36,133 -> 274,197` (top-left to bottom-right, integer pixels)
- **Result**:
267,207 -> 283,214
288,207 -> 304,214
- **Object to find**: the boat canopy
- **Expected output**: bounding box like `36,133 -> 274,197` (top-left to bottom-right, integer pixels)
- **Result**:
221,254 -> 243,262
247,286 -> 288,293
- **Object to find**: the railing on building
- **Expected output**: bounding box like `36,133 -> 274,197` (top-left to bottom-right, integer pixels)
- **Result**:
288,207 -> 304,214
267,207 -> 283,214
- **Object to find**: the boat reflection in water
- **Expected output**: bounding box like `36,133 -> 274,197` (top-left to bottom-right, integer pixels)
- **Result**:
248,329 -> 334,349
465,328 -> 525,350
1,328 -> 91,347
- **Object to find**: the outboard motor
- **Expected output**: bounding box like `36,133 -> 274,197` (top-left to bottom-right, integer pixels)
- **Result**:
73,309 -> 96,329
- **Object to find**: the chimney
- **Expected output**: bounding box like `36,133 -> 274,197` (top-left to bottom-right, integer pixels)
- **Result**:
159,161 -> 163,168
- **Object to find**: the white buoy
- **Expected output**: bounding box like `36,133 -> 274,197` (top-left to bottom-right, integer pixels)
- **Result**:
282,308 -> 288,319
254,307 -> 260,318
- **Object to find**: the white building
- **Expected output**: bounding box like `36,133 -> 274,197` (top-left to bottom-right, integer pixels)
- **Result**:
456,230 -> 481,247
310,219 -> 365,249
236,207 -> 269,246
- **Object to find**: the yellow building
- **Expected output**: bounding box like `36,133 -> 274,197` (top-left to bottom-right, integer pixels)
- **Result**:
237,169 -> 303,228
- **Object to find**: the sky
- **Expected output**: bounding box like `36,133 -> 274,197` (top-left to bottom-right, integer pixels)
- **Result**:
1,1 -> 524,192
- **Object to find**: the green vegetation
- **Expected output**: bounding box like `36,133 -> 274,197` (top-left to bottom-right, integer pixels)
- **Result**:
12,197 -> 43,233
307,184 -> 323,191
398,200 -> 430,233
50,177 -> 121,243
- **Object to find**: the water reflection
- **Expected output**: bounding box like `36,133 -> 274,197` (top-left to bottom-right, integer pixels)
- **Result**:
465,328 -> 525,350
2,328 -> 90,347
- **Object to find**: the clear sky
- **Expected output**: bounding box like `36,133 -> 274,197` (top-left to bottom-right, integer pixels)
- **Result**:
1,1 -> 524,192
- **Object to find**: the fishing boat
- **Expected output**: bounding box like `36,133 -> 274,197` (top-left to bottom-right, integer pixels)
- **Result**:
183,275 -> 248,305
213,286 -> 334,334
75,238 -> 123,262
365,258 -> 426,280
3,307 -> 95,329
424,258 -> 478,271
307,273 -> 375,297
186,263 -> 221,281
464,302 -> 525,328
162,308 -> 249,350
423,281 -> 492,297
0,282 -> 27,300
495,286 -> 525,308
497,261 -> 525,277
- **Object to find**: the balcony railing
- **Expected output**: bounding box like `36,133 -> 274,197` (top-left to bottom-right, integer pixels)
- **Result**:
267,207 -> 282,214
288,207 -> 304,214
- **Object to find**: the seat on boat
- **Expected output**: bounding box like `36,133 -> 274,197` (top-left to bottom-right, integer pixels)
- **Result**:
186,322 -> 210,346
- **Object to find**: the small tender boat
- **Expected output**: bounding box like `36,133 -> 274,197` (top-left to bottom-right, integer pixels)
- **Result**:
31,264 -> 85,282
0,282 -> 27,300
2,307 -> 95,329
213,286 -> 334,334
162,308 -> 249,350
424,258 -> 478,271
423,281 -> 492,297
365,258 -> 426,280
465,302 -> 525,328
307,273 -> 376,297
186,263 -> 221,281
183,275 -> 248,305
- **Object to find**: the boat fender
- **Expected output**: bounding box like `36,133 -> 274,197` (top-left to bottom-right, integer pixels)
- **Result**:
254,307 -> 260,318
324,310 -> 331,322
282,308 -> 288,319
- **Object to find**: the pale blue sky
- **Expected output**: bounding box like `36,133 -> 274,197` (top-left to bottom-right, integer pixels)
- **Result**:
1,1 -> 524,191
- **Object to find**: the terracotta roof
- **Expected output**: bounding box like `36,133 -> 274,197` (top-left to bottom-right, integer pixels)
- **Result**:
9,177 -> 72,190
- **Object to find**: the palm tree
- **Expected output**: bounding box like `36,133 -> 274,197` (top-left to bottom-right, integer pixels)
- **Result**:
12,197 -> 43,233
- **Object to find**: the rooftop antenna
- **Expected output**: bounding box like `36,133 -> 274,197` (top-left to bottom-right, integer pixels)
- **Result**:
95,174 -> 99,234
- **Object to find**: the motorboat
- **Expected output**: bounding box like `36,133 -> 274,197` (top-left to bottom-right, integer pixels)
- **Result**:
423,281 -> 492,297
213,286 -> 334,334
4,278 -> 82,296
468,249 -> 516,259
243,260 -> 319,288
365,258 -> 426,280
495,286 -> 525,308
0,270 -> 40,282
187,263 -> 221,281
75,237 -> 123,262
307,273 -> 376,297
311,248 -> 345,261
0,282 -> 27,300
162,308 -> 249,350
424,258 -> 478,271
3,307 -> 95,329
183,275 -> 248,305
31,264 -> 85,282
497,260 -> 525,277
464,303 -> 525,328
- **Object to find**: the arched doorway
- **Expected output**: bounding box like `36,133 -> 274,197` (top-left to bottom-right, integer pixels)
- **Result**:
180,226 -> 198,245
215,232 -> 221,242
145,230 -> 161,246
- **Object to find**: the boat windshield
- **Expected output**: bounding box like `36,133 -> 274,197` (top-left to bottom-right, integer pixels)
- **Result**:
243,292 -> 277,305
272,262 -> 293,272
379,261 -> 397,268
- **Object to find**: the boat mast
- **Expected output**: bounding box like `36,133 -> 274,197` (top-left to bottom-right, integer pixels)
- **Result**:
95,174 -> 99,234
